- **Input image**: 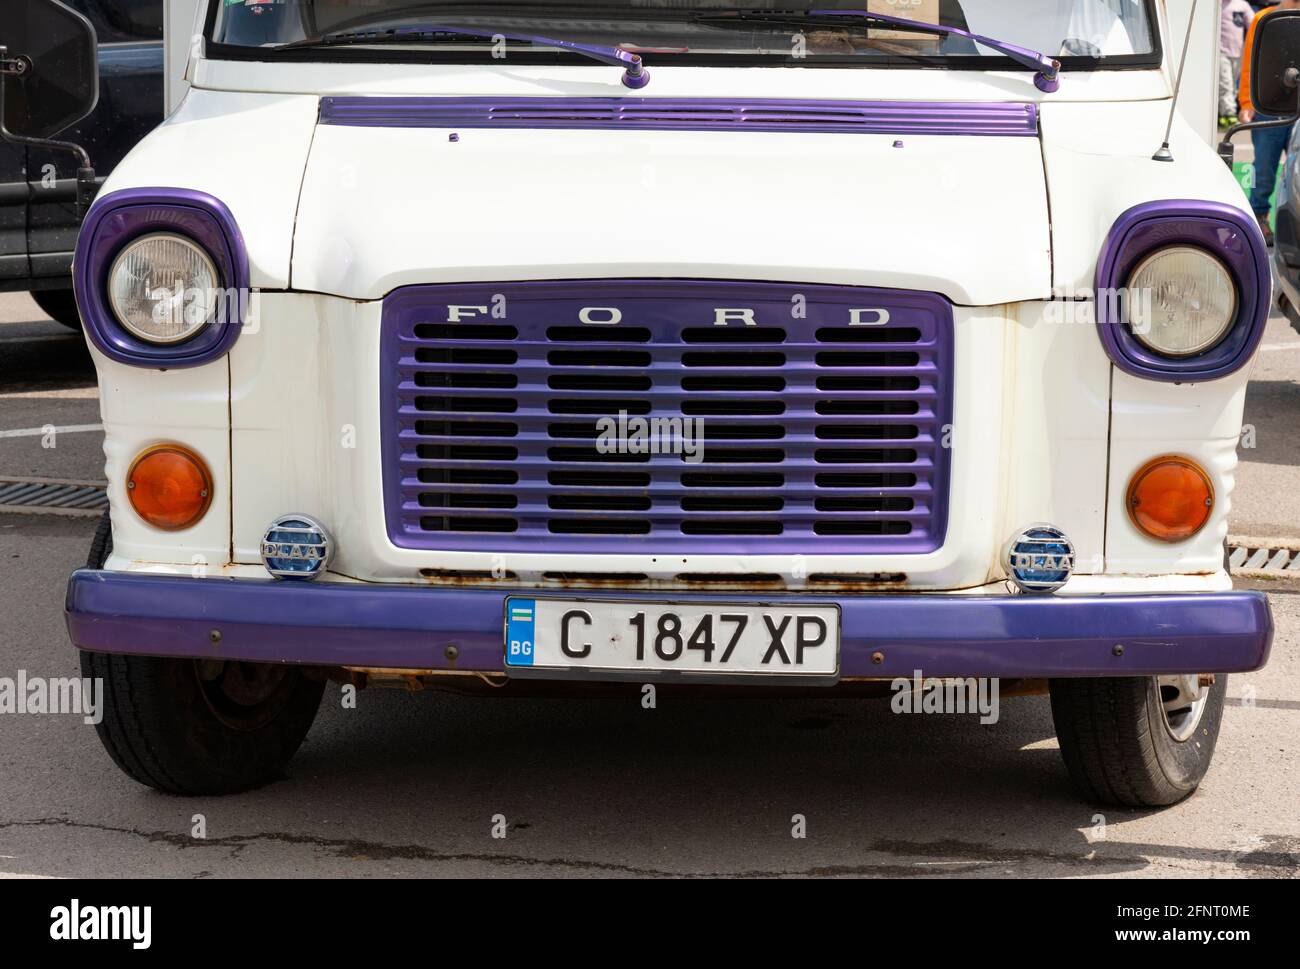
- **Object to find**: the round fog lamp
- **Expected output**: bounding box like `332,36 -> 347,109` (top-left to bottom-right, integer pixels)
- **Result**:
261,515 -> 332,580
1127,456 -> 1214,542
1003,524 -> 1075,593
126,445 -> 213,530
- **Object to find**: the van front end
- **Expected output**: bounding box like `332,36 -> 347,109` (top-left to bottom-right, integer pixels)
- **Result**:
63,0 -> 1273,804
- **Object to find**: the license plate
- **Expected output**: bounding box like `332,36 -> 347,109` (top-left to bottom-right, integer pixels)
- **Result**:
504,598 -> 840,682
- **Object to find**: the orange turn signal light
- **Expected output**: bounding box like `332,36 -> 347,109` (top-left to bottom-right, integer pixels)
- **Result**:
126,444 -> 213,530
1126,456 -> 1214,542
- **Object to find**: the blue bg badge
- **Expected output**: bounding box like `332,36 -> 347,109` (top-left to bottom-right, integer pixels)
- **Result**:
505,599 -> 536,667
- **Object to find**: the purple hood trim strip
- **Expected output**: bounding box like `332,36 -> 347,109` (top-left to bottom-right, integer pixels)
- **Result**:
66,570 -> 1274,679
318,97 -> 1039,137
1094,200 -> 1271,382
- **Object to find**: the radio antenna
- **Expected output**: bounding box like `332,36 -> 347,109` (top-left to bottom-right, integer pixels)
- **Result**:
1154,0 -> 1199,162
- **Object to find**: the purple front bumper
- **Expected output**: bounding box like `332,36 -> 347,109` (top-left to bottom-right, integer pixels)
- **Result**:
64,570 -> 1273,679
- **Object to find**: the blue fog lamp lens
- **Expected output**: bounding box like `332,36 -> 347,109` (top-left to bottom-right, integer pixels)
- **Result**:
261,515 -> 332,580
1004,525 -> 1075,593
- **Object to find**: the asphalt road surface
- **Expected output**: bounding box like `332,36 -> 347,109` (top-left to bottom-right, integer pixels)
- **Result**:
0,292 -> 1296,878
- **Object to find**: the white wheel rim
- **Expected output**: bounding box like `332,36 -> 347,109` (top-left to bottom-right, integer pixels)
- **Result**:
1157,674 -> 1209,742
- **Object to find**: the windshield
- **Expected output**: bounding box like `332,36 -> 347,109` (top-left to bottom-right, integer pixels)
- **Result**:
208,1 -> 1158,68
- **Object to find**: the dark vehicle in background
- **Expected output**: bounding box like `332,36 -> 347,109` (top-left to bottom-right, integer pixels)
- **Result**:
0,0 -> 162,328
1275,119 -> 1300,336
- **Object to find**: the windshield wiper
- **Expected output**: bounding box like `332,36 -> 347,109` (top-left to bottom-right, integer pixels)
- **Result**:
279,24 -> 650,88
694,9 -> 1060,92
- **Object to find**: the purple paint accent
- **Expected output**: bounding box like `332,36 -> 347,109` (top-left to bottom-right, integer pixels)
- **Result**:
448,132 -> 459,142
388,24 -> 647,87
72,188 -> 249,369
65,570 -> 1273,678
318,97 -> 1040,137
379,279 -> 953,555
622,67 -> 651,90
1034,72 -> 1061,94
807,9 -> 1060,89
1094,200 -> 1271,381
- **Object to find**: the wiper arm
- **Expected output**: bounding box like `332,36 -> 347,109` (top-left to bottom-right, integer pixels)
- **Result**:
808,9 -> 1059,91
280,24 -> 650,88
696,9 -> 1060,92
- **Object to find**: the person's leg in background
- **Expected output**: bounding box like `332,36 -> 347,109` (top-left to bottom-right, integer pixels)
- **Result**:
1220,54 -> 1238,124
1250,117 -> 1292,244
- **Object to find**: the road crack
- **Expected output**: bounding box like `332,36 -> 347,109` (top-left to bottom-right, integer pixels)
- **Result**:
4,816 -> 1292,876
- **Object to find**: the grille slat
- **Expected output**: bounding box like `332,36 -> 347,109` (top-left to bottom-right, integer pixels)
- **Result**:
403,500 -> 933,522
400,336 -> 939,353
402,453 -> 934,476
400,428 -> 940,448
400,359 -> 938,377
399,480 -> 930,499
399,405 -> 936,425
384,281 -> 952,554
398,379 -> 940,400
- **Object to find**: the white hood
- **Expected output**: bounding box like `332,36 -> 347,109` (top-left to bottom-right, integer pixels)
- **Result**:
291,120 -> 1051,305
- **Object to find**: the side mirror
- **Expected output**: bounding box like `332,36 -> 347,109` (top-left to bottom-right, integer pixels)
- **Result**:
1250,8 -> 1300,118
0,0 -> 99,140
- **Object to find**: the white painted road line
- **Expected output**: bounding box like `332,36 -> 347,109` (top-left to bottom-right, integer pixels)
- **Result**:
0,474 -> 108,487
0,423 -> 103,439
0,504 -> 102,518
1261,342 -> 1300,352
0,387 -> 100,400
0,333 -> 78,345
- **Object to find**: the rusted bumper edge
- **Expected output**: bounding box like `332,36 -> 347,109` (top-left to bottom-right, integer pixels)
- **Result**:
64,570 -> 1273,679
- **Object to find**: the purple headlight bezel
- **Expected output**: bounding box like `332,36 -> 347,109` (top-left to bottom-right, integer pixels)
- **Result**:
73,188 -> 249,368
1094,200 -> 1270,382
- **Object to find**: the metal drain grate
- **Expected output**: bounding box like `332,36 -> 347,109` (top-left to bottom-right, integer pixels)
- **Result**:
1228,538 -> 1300,575
0,477 -> 107,516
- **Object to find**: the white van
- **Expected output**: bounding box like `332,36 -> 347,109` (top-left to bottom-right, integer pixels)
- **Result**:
2,0 -> 1284,804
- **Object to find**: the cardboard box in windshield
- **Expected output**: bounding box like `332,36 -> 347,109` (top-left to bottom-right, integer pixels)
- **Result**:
866,0 -> 941,49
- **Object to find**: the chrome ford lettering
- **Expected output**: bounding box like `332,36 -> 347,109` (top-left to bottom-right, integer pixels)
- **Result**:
714,307 -> 757,326
849,308 -> 891,325
446,305 -> 488,321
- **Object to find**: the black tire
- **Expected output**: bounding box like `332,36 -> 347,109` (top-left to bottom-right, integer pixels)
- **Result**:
86,508 -> 113,570
31,288 -> 82,330
79,512 -> 325,795
1049,675 -> 1228,808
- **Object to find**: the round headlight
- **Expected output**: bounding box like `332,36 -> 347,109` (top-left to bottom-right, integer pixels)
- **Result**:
107,233 -> 220,345
1123,246 -> 1237,357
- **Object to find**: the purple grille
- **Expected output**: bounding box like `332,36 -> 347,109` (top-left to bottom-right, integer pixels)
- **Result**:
321,96 -> 1039,137
381,280 -> 953,555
